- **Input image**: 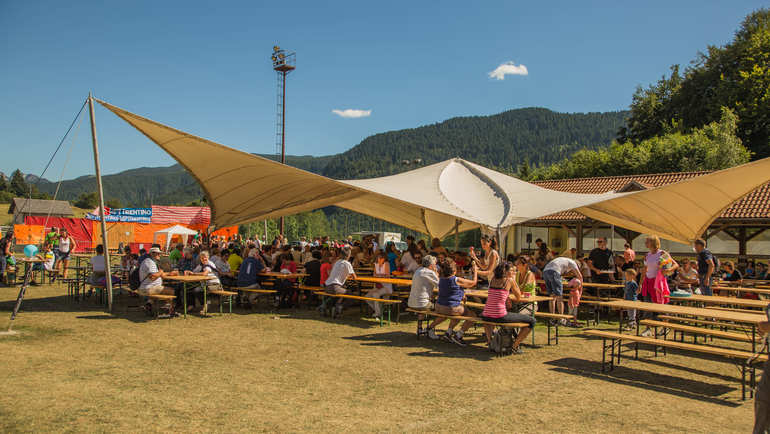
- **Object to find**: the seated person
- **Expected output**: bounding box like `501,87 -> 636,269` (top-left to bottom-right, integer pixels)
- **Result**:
185,250 -> 221,314
168,243 -> 183,265
176,248 -> 196,273
425,259 -> 478,346
120,246 -> 133,271
480,261 -> 535,354
757,262 -> 768,280
211,249 -> 236,287
138,247 -> 178,314
303,250 -> 323,287
365,251 -> 393,320
745,260 -> 756,278
722,261 -> 743,286
237,249 -> 266,305
675,260 -> 699,293
318,246 -> 357,317
407,255 -> 439,337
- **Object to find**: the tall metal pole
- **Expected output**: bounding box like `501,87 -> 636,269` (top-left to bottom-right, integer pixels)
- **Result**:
279,70 -> 287,236
88,93 -> 113,312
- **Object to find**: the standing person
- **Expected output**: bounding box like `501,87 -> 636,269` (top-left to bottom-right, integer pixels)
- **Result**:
45,227 -> 60,260
588,237 -> 614,284
56,228 -> 77,280
408,255 -> 440,337
640,235 -> 677,336
0,230 -> 13,287
623,243 -> 636,270
168,243 -> 183,265
694,238 -> 716,296
428,259 -> 478,346
623,268 -> 640,330
470,235 -> 500,287
481,262 -> 535,354
319,246 -> 357,318
366,251 -> 393,320
542,256 -> 583,320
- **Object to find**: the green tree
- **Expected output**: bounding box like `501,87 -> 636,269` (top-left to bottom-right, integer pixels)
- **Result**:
106,198 -> 122,209
9,169 -> 28,196
73,192 -> 99,209
621,9 -> 770,158
0,174 -> 7,192
534,108 -> 750,180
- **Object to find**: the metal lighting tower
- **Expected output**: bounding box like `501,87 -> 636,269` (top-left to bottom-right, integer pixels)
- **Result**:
271,45 -> 295,235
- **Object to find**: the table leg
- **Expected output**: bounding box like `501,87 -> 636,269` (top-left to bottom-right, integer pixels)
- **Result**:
203,281 -> 208,316
183,282 -> 188,319
752,325 -> 756,354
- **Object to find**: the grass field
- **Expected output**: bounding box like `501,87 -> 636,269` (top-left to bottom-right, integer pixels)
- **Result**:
0,283 -> 758,433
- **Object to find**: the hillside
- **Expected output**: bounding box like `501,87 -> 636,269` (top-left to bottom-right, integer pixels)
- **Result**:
321,107 -> 628,179
35,107 -> 627,206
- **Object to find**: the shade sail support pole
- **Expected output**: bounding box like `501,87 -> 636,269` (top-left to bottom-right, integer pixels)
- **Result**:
88,93 -> 113,312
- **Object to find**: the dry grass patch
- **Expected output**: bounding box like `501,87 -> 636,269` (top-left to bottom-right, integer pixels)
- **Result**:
0,284 -> 757,432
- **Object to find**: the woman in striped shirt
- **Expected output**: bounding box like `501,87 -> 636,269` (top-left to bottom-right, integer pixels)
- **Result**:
481,261 -> 536,354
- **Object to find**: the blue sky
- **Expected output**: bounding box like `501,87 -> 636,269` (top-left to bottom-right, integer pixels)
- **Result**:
0,0 -> 766,180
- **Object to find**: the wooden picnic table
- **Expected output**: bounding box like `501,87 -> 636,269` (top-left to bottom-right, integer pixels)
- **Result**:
667,294 -> 769,309
600,299 -> 767,352
258,271 -> 308,279
714,286 -> 770,296
164,274 -> 217,318
353,276 -> 412,285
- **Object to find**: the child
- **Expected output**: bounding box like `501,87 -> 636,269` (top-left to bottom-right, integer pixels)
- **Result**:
566,278 -> 583,327
624,268 -> 640,330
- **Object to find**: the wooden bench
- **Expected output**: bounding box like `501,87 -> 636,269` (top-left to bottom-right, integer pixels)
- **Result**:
707,306 -> 764,315
230,287 -> 278,308
406,308 -> 530,353
656,314 -> 753,333
584,329 -> 767,400
208,289 -> 238,314
318,292 -> 403,326
639,319 -> 759,344
123,289 -> 177,318
534,312 -> 576,345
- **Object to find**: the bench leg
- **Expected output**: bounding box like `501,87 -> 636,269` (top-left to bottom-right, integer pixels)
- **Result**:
601,338 -> 607,372
555,322 -> 559,345
742,363 -> 746,401
547,321 -> 552,346
610,338 -> 616,371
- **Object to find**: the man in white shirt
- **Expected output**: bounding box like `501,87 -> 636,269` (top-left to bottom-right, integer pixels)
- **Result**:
186,250 -> 220,314
319,246 -> 357,317
138,247 -> 178,313
542,257 -> 583,318
408,255 -> 440,337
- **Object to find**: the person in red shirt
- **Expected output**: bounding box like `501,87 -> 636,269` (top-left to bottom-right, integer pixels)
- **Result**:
320,252 -> 335,285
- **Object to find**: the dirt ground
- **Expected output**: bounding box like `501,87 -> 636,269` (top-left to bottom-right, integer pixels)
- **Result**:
0,284 -> 759,433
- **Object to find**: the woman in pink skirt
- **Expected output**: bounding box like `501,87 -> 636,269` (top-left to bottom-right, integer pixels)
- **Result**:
640,235 -> 678,336
641,235 -> 677,304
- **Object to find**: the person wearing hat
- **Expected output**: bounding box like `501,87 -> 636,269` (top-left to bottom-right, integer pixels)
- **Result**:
138,247 -> 178,314
0,230 -> 14,287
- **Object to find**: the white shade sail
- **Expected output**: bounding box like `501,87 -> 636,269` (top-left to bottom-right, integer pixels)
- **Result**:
97,99 -> 770,244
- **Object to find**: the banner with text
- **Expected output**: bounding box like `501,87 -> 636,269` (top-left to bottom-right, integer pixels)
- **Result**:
85,207 -> 153,223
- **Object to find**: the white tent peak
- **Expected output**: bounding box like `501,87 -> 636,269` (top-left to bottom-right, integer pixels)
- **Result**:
153,224 -> 198,251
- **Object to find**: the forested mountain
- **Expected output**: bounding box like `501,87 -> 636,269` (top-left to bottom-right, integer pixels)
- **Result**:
321,108 -> 628,179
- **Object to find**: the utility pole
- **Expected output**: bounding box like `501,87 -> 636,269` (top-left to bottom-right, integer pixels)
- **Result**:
272,45 -> 296,236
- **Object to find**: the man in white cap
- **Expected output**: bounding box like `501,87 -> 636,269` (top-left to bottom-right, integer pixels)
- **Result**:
138,247 -> 178,314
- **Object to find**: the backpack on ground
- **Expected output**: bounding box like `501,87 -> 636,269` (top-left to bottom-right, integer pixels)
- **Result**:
489,327 -> 516,356
128,266 -> 142,290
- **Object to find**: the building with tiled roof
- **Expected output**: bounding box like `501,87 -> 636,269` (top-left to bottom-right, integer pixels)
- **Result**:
513,172 -> 770,257
530,172 -> 770,224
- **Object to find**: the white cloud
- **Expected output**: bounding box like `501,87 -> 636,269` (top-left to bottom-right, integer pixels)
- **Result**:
332,109 -> 372,118
488,61 -> 528,80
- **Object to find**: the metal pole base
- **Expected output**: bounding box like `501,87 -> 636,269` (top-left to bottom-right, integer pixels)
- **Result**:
0,329 -> 20,336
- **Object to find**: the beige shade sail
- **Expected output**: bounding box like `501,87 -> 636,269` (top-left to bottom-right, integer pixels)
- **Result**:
97,99 -> 770,244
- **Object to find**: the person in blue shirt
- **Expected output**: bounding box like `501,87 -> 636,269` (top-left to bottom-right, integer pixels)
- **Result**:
386,242 -> 399,272
425,259 -> 477,346
237,249 -> 266,306
623,268 -> 640,329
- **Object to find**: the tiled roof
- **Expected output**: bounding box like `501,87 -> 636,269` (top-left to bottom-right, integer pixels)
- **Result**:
530,172 -> 770,223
